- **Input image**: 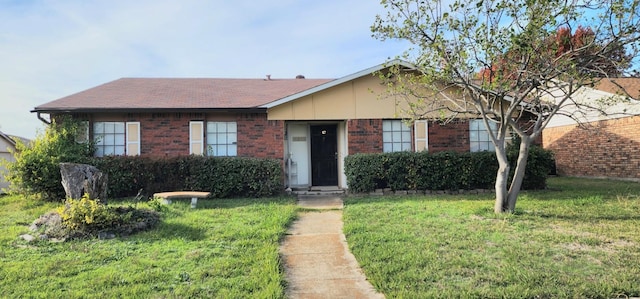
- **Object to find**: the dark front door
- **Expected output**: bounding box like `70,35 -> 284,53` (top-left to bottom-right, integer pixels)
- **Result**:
310,124 -> 338,186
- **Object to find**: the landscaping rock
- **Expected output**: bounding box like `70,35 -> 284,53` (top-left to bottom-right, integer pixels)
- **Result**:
19,234 -> 35,242
29,211 -> 67,240
59,162 -> 108,202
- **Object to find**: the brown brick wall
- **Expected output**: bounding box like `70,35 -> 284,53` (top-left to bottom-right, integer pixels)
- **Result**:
138,113 -> 190,157
543,116 -> 640,179
72,112 -> 285,159
347,119 -> 383,153
236,113 -> 284,160
428,120 -> 470,152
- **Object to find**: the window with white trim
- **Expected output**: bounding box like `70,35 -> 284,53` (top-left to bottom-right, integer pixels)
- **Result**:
93,121 -> 140,156
383,120 -> 411,152
469,119 -> 497,152
205,121 -> 237,156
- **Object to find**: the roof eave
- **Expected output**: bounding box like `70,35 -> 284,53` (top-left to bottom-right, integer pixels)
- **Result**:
0,131 -> 17,147
31,107 -> 268,114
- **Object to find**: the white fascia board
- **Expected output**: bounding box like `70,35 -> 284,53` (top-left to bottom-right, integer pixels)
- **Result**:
260,59 -> 416,109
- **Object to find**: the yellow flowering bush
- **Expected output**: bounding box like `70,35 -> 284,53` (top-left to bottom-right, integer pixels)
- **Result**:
57,193 -> 118,232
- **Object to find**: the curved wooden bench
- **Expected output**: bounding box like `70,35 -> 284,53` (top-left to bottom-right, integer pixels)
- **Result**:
153,191 -> 210,208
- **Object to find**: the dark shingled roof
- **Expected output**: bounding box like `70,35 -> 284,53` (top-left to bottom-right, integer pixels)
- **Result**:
33,77 -> 333,112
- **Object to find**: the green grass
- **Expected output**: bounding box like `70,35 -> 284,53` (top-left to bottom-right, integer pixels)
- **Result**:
0,194 -> 297,298
343,177 -> 640,298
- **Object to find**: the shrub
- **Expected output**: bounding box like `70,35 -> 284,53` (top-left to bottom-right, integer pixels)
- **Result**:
57,194 -> 116,232
88,155 -> 283,198
344,147 -> 552,193
6,117 -> 93,201
55,193 -> 161,239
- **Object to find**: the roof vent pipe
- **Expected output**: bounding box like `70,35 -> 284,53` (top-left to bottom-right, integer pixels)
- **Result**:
266,74 -> 271,80
296,75 -> 305,79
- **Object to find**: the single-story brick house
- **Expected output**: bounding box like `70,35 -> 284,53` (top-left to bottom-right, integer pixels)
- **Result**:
543,78 -> 640,180
33,60 -> 503,189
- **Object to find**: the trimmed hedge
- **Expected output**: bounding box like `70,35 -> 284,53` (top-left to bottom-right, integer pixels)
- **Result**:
344,146 -> 553,193
85,156 -> 283,199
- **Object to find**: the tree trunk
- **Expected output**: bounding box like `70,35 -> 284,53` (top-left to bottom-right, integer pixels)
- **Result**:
505,138 -> 531,212
494,148 -> 510,213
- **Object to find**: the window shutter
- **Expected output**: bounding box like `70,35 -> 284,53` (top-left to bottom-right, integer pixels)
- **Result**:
414,120 -> 428,152
190,121 -> 204,155
126,122 -> 140,156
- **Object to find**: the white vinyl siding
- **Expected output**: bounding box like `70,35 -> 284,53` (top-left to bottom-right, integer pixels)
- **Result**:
189,121 -> 204,155
206,121 -> 237,156
383,120 -> 412,152
414,120 -> 428,152
469,119 -> 497,152
94,121 -> 139,156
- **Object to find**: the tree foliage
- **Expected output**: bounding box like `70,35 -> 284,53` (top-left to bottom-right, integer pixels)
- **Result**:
372,0 -> 640,212
6,117 -> 93,201
478,25 -> 632,80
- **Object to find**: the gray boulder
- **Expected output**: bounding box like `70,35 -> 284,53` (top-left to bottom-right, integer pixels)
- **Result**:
59,162 -> 108,203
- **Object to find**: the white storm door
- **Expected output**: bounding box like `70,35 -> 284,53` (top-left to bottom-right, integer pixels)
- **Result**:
288,124 -> 310,186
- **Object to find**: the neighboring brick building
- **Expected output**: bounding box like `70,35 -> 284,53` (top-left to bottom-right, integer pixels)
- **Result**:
543,78 -> 640,180
32,61 -> 505,189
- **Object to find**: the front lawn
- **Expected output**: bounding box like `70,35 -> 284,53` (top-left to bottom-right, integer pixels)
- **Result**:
0,195 -> 297,298
343,177 -> 640,298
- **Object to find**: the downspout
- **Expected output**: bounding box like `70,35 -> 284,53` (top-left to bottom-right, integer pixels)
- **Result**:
36,112 -> 51,125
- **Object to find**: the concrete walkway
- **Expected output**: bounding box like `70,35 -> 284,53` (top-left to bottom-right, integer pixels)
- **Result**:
279,195 -> 384,299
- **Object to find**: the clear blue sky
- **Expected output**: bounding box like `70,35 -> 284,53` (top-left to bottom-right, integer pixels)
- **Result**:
0,0 -> 408,139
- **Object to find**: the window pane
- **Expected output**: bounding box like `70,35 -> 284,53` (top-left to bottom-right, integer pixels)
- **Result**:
469,131 -> 478,141
217,122 -> 227,132
228,133 -> 237,144
391,120 -> 400,131
114,122 -> 125,133
104,133 -> 115,145
227,122 -> 237,133
382,132 -> 392,143
470,142 -> 479,152
115,133 -> 125,146
218,133 -> 227,144
402,131 -> 411,142
470,120 -> 480,130
383,120 -> 392,131
207,122 -> 217,132
401,142 -> 411,151
383,143 -> 392,153
392,143 -> 402,152
94,122 -> 104,133
392,132 -> 402,142
114,146 -> 125,156
104,123 -> 115,134
216,145 -> 227,156
104,146 -> 115,156
228,144 -> 237,156
207,133 -> 217,144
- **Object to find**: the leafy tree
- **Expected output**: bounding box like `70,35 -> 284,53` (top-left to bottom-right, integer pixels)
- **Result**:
6,117 -> 93,201
478,26 -> 632,79
372,0 -> 640,212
